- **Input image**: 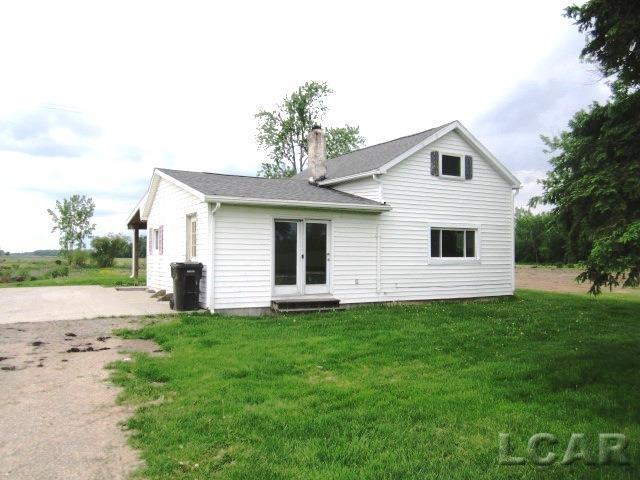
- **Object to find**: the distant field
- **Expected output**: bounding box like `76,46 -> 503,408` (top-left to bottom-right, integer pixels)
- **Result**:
0,255 -> 146,288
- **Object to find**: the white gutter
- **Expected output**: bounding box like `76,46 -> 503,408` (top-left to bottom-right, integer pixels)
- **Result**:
203,195 -> 391,212
317,169 -> 381,186
207,202 -> 221,312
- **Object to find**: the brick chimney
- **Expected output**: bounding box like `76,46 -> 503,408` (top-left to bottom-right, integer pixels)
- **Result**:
308,125 -> 327,183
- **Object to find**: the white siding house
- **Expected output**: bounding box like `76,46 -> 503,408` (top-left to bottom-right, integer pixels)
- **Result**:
129,121 -> 520,314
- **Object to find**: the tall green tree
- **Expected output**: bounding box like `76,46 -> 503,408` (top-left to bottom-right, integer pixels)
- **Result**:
566,0 -> 640,87
531,1 -> 640,293
256,81 -> 365,178
47,195 -> 96,254
515,208 -> 576,264
532,87 -> 640,292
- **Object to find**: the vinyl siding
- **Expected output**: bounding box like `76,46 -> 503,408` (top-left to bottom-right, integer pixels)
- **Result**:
146,178 -> 209,306
333,176 -> 382,203
212,206 -> 379,310
335,129 -> 515,301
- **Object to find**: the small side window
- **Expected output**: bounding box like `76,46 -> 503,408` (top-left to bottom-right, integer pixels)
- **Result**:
441,154 -> 461,177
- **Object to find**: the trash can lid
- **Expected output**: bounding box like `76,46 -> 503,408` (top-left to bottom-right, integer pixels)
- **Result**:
170,262 -> 203,267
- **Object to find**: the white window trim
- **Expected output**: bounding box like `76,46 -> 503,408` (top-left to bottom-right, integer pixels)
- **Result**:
427,223 -> 481,265
186,214 -> 197,261
439,151 -> 464,180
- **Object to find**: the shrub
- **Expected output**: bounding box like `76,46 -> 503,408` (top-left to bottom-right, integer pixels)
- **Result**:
67,250 -> 90,267
92,234 -> 131,268
48,265 -> 69,278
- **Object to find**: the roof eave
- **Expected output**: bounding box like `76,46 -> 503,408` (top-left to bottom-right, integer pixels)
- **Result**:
203,195 -> 391,212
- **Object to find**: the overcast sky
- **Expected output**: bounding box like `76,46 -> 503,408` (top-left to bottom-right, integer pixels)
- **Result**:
0,0 -> 609,252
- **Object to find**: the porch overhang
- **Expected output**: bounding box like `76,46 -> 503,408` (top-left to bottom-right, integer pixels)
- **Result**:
126,196 -> 148,281
126,209 -> 147,230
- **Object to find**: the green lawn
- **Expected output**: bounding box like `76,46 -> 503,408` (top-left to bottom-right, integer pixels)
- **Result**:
0,256 -> 145,288
112,290 -> 640,479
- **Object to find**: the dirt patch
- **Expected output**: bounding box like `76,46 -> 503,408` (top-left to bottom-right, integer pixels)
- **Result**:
516,265 -> 640,295
0,316 -> 166,480
66,346 -> 111,353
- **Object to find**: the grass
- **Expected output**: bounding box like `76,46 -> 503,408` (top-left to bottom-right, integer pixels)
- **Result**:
0,256 -> 145,288
111,290 -> 640,479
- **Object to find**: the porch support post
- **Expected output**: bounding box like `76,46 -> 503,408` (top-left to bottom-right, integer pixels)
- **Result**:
131,228 -> 140,279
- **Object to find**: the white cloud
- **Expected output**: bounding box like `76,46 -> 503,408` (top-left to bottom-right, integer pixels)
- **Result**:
0,0 -> 609,251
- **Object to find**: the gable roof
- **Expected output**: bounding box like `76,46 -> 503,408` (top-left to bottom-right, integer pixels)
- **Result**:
148,168 -> 389,213
295,120 -> 521,188
295,123 -> 450,182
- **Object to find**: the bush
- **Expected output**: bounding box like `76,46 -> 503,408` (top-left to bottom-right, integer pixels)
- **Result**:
92,234 -> 130,268
48,265 -> 69,278
67,250 -> 90,267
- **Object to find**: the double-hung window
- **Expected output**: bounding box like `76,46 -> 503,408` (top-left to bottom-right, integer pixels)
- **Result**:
430,228 -> 477,259
187,215 -> 197,261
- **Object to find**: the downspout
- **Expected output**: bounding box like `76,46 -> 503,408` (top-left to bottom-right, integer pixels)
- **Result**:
373,174 -> 384,295
372,174 -> 384,203
207,202 -> 221,312
511,188 -> 519,294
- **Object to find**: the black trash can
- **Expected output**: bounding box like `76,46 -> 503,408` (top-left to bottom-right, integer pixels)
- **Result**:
170,262 -> 203,311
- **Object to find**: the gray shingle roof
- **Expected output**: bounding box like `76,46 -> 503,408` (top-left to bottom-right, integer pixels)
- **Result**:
157,168 -> 384,207
295,122 -> 452,181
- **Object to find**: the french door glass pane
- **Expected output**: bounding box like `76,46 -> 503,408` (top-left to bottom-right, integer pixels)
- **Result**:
275,221 -> 297,285
305,223 -> 327,285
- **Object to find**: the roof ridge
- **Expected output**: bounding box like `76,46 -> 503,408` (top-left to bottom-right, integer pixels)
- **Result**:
325,121 -> 454,162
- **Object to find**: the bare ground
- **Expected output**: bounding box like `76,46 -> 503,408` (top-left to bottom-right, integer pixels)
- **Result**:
0,316 -> 166,480
516,265 -> 640,296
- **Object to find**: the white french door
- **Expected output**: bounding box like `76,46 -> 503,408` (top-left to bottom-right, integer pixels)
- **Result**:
273,219 -> 330,296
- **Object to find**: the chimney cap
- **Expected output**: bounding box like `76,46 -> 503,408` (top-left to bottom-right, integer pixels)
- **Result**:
311,124 -> 322,130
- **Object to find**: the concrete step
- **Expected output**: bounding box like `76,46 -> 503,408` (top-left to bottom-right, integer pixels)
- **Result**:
158,293 -> 173,302
275,306 -> 347,314
271,297 -> 343,314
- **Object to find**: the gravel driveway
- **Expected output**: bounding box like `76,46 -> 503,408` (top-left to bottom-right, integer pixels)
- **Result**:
0,316 -> 166,480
